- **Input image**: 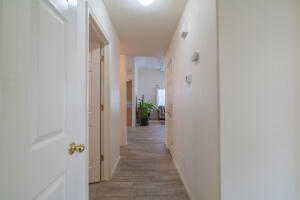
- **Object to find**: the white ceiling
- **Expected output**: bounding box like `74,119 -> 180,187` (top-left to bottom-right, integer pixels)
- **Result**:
103,0 -> 187,57
134,56 -> 164,71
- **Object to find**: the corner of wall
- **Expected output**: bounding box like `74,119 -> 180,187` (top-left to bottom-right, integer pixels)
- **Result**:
172,154 -> 196,200
88,0 -> 122,181
111,156 -> 120,176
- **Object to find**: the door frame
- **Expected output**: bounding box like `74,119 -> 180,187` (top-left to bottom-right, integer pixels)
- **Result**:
85,2 -> 112,183
126,80 -> 133,127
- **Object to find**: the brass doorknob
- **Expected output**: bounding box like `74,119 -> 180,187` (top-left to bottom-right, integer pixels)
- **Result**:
68,143 -> 86,155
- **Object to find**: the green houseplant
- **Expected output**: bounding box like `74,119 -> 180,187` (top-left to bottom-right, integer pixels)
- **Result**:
138,98 -> 157,126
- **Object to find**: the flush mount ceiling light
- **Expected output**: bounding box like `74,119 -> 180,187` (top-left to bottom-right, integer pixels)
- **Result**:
138,0 -> 154,6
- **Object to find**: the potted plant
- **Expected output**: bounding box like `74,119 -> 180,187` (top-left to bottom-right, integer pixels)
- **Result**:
138,99 -> 157,126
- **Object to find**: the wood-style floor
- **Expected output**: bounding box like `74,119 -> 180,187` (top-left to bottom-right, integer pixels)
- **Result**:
90,121 -> 190,200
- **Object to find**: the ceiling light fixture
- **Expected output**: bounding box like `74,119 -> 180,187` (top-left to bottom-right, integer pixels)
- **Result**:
138,0 -> 154,6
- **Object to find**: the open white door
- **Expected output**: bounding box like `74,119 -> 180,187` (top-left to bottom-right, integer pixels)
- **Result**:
0,0 -> 87,200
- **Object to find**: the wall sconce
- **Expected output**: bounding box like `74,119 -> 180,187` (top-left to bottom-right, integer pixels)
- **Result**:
191,52 -> 200,63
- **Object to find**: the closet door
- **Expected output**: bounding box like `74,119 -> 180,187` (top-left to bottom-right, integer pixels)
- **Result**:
88,26 -> 102,183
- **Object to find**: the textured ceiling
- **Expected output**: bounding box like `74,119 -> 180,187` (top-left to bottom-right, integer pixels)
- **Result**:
103,0 -> 187,57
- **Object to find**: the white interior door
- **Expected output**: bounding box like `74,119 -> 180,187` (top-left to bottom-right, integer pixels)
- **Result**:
88,23 -> 102,183
0,0 -> 87,199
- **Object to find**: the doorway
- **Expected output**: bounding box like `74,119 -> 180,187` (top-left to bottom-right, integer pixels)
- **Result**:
88,15 -> 105,184
127,80 -> 133,127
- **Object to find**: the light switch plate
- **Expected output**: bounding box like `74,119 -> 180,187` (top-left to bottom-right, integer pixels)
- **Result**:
185,74 -> 192,84
192,52 -> 200,63
181,20 -> 189,39
181,31 -> 188,39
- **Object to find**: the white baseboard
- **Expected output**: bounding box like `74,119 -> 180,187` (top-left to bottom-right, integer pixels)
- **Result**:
172,154 -> 195,200
111,156 -> 120,176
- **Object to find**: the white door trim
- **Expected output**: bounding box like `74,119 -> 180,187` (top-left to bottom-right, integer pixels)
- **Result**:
85,1 -> 112,181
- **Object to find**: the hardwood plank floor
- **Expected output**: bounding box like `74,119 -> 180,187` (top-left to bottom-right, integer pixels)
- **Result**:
90,121 -> 190,200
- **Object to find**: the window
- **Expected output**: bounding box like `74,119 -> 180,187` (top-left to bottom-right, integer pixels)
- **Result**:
157,89 -> 166,106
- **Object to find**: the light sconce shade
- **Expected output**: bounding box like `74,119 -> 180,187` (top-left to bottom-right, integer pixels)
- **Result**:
138,0 -> 154,6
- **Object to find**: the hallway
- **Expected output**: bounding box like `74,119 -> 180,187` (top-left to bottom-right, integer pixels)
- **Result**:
90,121 -> 190,200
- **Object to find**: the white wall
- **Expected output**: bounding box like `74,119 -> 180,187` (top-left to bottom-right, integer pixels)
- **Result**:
123,55 -> 137,127
119,55 -> 128,145
137,68 -> 165,104
219,0 -> 300,200
165,0 -> 220,199
88,0 -> 122,178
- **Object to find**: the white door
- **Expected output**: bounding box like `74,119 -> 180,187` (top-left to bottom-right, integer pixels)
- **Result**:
0,0 -> 87,200
88,24 -> 102,183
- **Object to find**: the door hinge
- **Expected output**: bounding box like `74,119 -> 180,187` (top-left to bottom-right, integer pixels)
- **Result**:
100,104 -> 104,111
100,154 -> 104,162
100,56 -> 104,62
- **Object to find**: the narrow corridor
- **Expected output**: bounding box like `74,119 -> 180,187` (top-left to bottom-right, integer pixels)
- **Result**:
90,121 -> 190,200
